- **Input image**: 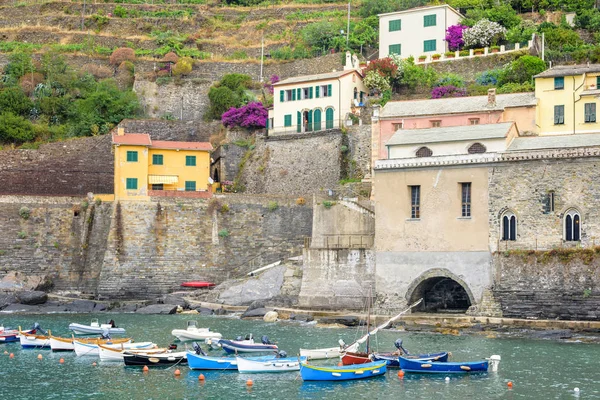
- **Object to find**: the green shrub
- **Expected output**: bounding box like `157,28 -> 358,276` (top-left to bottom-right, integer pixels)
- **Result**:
19,206 -> 31,220
17,231 -> 27,239
220,204 -> 229,213
500,55 -> 546,85
218,229 -> 229,237
267,201 -> 279,211
0,112 -> 35,144
323,201 -> 334,209
113,5 -> 127,18
497,82 -> 535,94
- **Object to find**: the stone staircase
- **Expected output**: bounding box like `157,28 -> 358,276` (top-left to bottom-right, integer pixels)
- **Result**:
467,289 -> 503,317
339,199 -> 375,218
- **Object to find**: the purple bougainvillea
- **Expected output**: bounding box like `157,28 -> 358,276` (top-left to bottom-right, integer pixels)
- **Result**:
221,102 -> 268,129
264,74 -> 280,94
445,24 -> 468,51
431,85 -> 467,99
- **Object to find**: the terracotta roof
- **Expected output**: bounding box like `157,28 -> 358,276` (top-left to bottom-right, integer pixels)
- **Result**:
112,133 -> 152,146
534,64 -> 600,78
151,140 -> 213,151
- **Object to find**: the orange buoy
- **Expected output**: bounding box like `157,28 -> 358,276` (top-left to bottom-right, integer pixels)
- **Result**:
246,379 -> 253,387
37,354 -> 43,360
143,366 -> 149,372
92,362 -> 97,366
9,353 -> 14,359
398,370 -> 405,377
59,358 -> 65,364
337,362 -> 343,366
507,381 -> 513,388
198,374 -> 205,381
3,350 -> 7,354
174,369 -> 181,376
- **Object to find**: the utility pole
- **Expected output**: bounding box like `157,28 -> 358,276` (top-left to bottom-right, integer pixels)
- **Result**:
346,2 -> 350,48
260,34 -> 264,82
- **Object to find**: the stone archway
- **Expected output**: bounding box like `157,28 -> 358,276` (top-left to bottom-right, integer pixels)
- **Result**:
406,269 -> 474,313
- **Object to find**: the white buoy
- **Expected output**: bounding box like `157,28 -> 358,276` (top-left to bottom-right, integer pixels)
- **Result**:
574,388 -> 580,396
445,377 -> 450,383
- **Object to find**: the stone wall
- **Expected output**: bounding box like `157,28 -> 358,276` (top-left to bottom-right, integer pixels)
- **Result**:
346,124 -> 372,180
493,253 -> 600,320
118,119 -> 220,143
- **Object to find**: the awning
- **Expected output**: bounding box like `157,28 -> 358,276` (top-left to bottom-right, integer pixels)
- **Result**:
148,175 -> 178,184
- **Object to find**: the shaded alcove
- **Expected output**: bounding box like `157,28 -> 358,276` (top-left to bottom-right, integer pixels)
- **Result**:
409,277 -> 472,313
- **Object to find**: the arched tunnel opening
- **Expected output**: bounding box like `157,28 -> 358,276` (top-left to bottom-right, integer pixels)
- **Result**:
410,277 -> 472,313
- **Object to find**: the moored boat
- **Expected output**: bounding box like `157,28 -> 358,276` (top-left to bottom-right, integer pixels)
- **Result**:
236,354 -> 305,373
171,321 -> 222,342
398,355 -> 501,374
1,325 -> 36,343
299,341 -> 359,360
187,353 -> 278,370
98,345 -> 164,362
69,319 -> 126,335
19,333 -> 50,349
50,335 -> 131,352
123,351 -> 188,366
299,360 -> 387,381
73,339 -> 154,357
220,335 -> 278,354
372,351 -> 449,367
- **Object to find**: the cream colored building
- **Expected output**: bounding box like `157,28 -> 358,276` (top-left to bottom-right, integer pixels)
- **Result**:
534,64 -> 600,135
268,54 -> 367,135
378,4 -> 463,60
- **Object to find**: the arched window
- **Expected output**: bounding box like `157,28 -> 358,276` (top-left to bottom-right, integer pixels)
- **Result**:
501,211 -> 517,241
313,109 -> 322,131
565,209 -> 581,241
468,142 -> 487,154
416,147 -> 433,157
353,87 -> 358,100
325,107 -> 334,129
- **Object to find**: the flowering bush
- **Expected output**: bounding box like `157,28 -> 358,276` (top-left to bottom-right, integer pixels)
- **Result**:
445,24 -> 468,51
431,85 -> 467,99
476,69 -> 502,86
463,19 -> 507,48
363,70 -> 391,93
264,74 -> 279,94
363,58 -> 398,80
221,102 -> 267,129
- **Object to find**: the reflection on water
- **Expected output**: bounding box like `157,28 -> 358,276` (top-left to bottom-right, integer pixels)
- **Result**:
0,313 -> 598,399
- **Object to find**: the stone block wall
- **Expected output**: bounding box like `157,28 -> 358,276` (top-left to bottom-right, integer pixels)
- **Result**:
488,157 -> 600,251
493,253 -> 600,320
347,124 -> 372,180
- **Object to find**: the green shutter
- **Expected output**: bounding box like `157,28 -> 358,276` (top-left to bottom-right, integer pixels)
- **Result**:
309,87 -> 313,99
315,86 -> 320,98
185,155 -> 196,166
424,14 -> 436,27
284,114 -> 292,127
307,110 -> 313,132
292,89 -> 296,101
325,108 -> 334,129
126,151 -> 138,162
314,109 -> 322,131
424,40 -> 436,52
327,84 -> 332,97
389,44 -> 401,55
554,77 -> 564,90
126,178 -> 138,190
297,111 -> 301,133
597,76 -> 600,88
185,181 -> 196,191
389,19 -> 401,32
280,90 -> 284,102
152,154 -> 163,165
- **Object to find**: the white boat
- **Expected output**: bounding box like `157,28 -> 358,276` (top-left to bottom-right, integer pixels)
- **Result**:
236,355 -> 306,373
19,333 -> 50,349
171,321 -> 222,341
69,319 -> 126,335
299,342 -> 359,360
73,339 -> 156,357
49,335 -> 132,352
98,345 -> 164,362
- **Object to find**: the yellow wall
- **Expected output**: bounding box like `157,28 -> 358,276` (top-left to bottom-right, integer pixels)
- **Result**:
375,166 -> 490,252
114,145 -> 149,201
536,74 -> 600,135
148,149 -> 211,192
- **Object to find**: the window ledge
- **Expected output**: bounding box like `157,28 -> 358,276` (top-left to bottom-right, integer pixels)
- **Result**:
457,217 -> 472,220
406,218 -> 421,222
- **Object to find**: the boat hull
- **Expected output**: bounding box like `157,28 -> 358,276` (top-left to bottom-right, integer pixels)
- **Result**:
373,351 -> 449,367
220,339 -> 278,354
123,352 -> 188,366
19,335 -> 50,349
341,352 -> 371,365
69,323 -> 126,335
99,346 -> 163,362
300,360 -> 387,381
399,357 -> 488,374
73,340 -> 146,356
187,353 -> 276,370
236,356 -> 305,373
171,329 -> 222,342
299,343 -> 359,360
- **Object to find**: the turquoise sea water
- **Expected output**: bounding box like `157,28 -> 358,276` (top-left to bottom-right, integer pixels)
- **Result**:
0,313 -> 599,399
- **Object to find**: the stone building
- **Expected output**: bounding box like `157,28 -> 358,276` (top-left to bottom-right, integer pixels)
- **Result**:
374,123 -> 600,316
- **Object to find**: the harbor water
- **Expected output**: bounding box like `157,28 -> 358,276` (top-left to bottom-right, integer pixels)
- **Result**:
0,313 -> 598,399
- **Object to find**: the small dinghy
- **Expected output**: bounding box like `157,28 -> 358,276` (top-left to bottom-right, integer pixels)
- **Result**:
171,321 -> 222,341
220,335 -> 278,354
300,360 -> 387,381
187,343 -> 276,370
398,355 -> 501,374
98,345 -> 163,362
73,339 -> 156,357
18,324 -> 50,349
372,339 -> 449,367
123,351 -> 188,366
1,324 -> 37,343
50,334 -> 131,352
236,352 -> 306,373
69,319 -> 126,335
299,340 -> 359,360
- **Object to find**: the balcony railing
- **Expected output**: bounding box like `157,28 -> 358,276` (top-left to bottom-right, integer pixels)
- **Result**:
148,189 -> 212,199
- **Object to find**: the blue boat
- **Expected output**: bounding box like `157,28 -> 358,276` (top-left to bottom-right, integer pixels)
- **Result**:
300,360 -> 387,381
220,335 -> 279,354
373,351 -> 449,367
187,353 -> 277,370
399,356 -> 489,374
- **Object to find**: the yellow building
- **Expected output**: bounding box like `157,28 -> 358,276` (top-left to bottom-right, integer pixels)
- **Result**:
112,128 -> 212,200
535,64 -> 600,135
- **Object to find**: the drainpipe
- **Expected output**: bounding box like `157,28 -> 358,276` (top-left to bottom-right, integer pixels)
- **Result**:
338,77 -> 342,129
573,73 -> 586,135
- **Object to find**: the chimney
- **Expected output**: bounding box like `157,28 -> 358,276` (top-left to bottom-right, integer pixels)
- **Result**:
488,88 -> 496,106
117,127 -> 125,136
344,51 -> 352,71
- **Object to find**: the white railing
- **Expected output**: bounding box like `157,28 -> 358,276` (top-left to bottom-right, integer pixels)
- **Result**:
417,40 -> 533,65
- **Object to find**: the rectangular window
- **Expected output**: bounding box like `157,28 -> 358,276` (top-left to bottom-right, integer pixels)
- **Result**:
280,90 -> 285,102
389,44 -> 401,55
185,155 -> 196,166
430,120 -> 441,127
151,184 -> 163,190
185,181 -> 196,191
597,76 -> 600,88
303,87 -> 310,99
554,105 -> 565,125
554,77 -> 564,90
424,14 -> 436,27
126,151 -> 138,162
461,182 -> 471,218
126,178 -> 138,190
389,19 -> 401,32
469,118 -> 480,125
284,114 -> 292,127
423,39 -> 436,52
410,186 -> 420,219
585,103 -> 596,122
393,122 -> 403,131
152,154 -> 163,165
285,90 -> 293,101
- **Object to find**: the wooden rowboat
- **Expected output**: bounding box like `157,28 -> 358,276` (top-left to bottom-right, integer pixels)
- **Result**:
49,334 -> 130,352
299,360 -> 387,381
398,356 -> 492,374
98,344 -> 164,362
235,356 -> 306,373
123,351 -> 188,366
